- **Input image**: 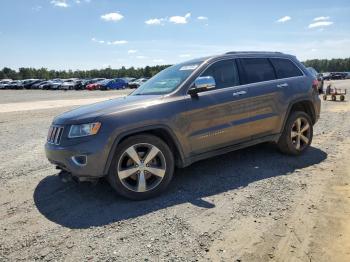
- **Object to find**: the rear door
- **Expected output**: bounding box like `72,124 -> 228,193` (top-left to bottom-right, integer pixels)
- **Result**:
269,57 -> 306,130
184,59 -> 252,155
238,58 -> 282,138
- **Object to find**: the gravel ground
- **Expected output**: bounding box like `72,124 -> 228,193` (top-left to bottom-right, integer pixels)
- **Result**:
0,81 -> 350,261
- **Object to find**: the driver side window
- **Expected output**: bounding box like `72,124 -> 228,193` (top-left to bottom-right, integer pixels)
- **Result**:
201,59 -> 240,89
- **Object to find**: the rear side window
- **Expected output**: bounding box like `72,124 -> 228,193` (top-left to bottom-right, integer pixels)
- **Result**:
201,59 -> 239,89
239,58 -> 276,84
270,58 -> 303,79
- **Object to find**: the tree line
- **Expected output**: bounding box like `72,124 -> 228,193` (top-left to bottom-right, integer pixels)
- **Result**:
1,58 -> 350,80
0,65 -> 171,80
303,58 -> 350,73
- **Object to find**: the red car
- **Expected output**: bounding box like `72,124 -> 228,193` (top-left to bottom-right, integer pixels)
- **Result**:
85,79 -> 106,90
86,82 -> 101,90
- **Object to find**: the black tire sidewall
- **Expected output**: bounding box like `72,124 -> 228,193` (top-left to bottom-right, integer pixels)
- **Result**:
108,134 -> 175,200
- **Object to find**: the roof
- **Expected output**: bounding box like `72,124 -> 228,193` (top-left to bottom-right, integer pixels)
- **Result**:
225,51 -> 284,55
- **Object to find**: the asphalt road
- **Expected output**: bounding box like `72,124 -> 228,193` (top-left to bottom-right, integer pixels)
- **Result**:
0,82 -> 349,261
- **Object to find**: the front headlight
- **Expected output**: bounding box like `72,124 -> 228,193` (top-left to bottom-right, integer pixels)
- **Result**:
68,122 -> 101,138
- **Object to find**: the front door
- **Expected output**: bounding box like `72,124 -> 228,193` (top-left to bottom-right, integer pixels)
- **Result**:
183,59 -> 253,155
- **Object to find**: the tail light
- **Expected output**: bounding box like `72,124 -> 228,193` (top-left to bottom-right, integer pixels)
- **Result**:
312,79 -> 319,92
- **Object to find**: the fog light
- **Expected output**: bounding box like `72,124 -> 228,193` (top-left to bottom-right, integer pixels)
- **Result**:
71,155 -> 87,166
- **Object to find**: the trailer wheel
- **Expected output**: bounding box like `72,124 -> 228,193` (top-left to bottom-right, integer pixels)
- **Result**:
331,95 -> 337,101
323,95 -> 327,101
340,95 -> 345,101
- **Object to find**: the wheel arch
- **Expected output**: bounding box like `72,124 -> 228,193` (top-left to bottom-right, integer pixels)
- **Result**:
284,99 -> 316,126
103,125 -> 185,175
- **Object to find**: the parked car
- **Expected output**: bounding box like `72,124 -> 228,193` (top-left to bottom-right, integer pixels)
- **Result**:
46,51 -> 321,200
86,79 -> 106,91
59,79 -> 81,90
47,80 -> 64,90
35,81 -> 50,89
39,81 -> 53,90
77,79 -> 95,90
0,80 -> 12,89
307,67 -> 323,93
7,80 -> 23,89
330,72 -> 347,80
128,78 -> 149,89
99,78 -> 128,90
22,79 -> 43,89
82,78 -> 106,89
322,72 -> 331,81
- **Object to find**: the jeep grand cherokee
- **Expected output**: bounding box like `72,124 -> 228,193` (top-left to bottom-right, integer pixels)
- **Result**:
46,51 -> 321,200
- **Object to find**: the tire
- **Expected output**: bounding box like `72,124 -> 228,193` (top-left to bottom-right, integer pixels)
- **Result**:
340,95 -> 345,101
323,95 -> 327,101
277,111 -> 313,155
107,134 -> 175,200
331,95 -> 336,101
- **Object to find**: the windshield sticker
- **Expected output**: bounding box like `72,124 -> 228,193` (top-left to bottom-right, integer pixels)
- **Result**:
179,64 -> 199,71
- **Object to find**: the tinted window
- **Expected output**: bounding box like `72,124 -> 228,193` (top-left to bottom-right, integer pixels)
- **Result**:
271,58 -> 303,78
240,58 -> 276,84
201,59 -> 239,89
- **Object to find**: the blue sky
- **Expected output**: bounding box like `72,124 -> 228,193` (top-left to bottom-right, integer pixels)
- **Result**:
0,0 -> 349,70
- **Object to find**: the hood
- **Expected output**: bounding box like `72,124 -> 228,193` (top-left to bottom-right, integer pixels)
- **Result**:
53,95 -> 162,125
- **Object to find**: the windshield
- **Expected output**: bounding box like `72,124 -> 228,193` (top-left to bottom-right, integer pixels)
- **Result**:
132,62 -> 202,95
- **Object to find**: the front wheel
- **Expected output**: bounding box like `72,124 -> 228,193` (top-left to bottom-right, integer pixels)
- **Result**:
108,134 -> 174,200
277,111 -> 313,155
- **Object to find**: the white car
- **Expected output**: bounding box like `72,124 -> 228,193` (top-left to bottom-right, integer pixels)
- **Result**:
59,79 -> 80,90
0,80 -> 12,89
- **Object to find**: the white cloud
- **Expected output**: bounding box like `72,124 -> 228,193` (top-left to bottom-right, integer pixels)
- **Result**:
145,18 -> 165,25
179,54 -> 192,58
276,16 -> 291,23
51,0 -> 69,8
308,21 -> 333,28
92,38 -> 127,45
136,56 -> 147,59
313,16 -> 330,21
101,12 -> 124,22
107,40 -> 128,45
197,16 -> 208,20
128,49 -> 138,54
169,13 -> 191,24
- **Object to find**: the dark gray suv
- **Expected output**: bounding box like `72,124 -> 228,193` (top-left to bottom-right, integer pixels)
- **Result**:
45,51 -> 321,200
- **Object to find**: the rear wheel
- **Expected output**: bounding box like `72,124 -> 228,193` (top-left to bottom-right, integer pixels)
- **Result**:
331,95 -> 337,101
108,135 -> 174,200
277,111 -> 313,155
340,95 -> 345,101
323,95 -> 327,101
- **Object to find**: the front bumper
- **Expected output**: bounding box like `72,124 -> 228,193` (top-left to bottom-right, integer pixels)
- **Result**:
45,138 -> 109,178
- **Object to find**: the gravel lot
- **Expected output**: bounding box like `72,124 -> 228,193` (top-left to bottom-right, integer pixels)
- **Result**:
0,82 -> 350,261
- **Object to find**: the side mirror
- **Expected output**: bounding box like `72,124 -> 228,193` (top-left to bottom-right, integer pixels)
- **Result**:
188,76 -> 216,96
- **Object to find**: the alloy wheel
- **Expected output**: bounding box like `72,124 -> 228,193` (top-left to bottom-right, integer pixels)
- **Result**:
117,143 -> 166,193
291,117 -> 311,151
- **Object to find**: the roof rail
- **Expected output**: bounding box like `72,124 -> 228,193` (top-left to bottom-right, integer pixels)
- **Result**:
225,51 -> 284,55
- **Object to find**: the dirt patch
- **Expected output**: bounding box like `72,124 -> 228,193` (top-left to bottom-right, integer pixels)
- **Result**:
0,96 -> 123,113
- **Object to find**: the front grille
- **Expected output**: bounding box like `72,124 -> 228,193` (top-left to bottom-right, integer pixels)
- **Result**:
47,125 -> 64,145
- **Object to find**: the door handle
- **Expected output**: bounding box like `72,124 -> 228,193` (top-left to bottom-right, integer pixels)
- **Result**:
277,83 -> 288,88
232,90 -> 247,97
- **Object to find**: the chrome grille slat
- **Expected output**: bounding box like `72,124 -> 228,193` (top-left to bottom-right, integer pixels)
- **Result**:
47,125 -> 64,145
